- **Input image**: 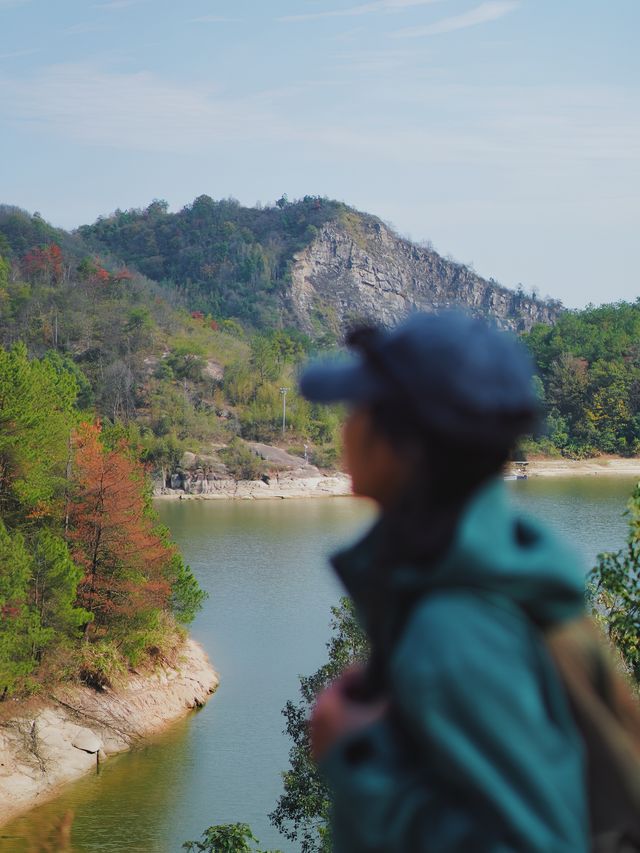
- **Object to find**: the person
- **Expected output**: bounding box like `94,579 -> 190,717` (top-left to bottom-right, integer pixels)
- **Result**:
299,312 -> 589,852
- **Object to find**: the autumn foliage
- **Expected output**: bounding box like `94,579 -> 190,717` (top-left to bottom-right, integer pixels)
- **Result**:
22,243 -> 64,285
69,422 -> 173,634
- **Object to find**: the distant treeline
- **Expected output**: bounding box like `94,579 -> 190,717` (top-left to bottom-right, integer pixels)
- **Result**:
525,301 -> 640,457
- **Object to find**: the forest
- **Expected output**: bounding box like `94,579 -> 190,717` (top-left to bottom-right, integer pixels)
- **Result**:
0,342 -> 204,699
525,301 -> 640,458
78,194 -> 345,330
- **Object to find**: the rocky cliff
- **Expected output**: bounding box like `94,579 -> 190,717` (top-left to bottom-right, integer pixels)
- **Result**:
285,213 -> 560,337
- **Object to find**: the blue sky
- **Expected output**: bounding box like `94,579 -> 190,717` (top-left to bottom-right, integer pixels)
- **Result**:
0,0 -> 638,307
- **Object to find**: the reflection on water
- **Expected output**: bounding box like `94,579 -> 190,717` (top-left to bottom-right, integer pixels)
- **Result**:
507,476 -> 638,566
0,720 -> 195,852
3,480 -> 638,851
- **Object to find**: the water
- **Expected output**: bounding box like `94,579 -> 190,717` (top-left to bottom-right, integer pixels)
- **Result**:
2,479 -> 638,852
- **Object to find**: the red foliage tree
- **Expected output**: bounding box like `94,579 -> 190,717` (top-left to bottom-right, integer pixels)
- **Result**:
22,244 -> 64,284
68,422 -> 173,633
113,268 -> 133,282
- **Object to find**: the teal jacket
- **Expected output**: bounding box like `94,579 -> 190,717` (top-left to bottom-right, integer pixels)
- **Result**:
321,480 -> 589,852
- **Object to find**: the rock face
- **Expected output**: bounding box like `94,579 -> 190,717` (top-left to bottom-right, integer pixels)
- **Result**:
0,639 -> 218,827
285,216 -> 560,336
153,442 -> 352,500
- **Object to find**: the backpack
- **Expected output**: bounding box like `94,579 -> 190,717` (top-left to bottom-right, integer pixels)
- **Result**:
544,616 -> 640,851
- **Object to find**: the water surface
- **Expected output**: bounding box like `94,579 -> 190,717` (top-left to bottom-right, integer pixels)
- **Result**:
2,479 -> 637,852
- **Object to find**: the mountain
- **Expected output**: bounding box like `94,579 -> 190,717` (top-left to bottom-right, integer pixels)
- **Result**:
78,196 -> 561,336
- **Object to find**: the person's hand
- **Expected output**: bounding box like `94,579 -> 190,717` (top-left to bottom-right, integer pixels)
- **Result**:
310,665 -> 387,762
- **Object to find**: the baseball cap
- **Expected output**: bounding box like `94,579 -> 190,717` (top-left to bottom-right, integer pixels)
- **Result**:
299,312 -> 538,448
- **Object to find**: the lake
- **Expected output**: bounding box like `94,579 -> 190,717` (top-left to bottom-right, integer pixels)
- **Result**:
1,477 -> 637,852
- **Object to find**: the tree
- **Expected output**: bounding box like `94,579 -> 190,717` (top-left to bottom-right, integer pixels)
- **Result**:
167,343 -> 205,382
250,334 -> 279,385
22,243 -> 63,285
0,520 -> 50,696
69,422 -> 173,640
30,529 -> 89,638
0,343 -> 77,520
589,484 -> 640,683
68,421 -> 204,653
270,598 -> 368,853
182,823 -> 281,853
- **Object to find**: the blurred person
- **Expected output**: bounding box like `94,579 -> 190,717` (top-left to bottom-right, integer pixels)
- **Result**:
300,312 -> 589,852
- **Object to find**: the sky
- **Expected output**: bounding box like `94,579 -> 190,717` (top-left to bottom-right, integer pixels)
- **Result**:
0,0 -> 638,308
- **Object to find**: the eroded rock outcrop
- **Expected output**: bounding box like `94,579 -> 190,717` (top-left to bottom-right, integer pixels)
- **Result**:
154,443 -> 352,500
0,639 -> 218,827
285,216 -> 560,336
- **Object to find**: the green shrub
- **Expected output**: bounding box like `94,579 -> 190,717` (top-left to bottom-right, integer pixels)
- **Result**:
76,640 -> 126,691
219,439 -> 267,481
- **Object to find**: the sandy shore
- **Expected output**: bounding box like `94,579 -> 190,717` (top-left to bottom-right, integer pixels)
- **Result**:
0,639 -> 218,828
509,457 -> 640,478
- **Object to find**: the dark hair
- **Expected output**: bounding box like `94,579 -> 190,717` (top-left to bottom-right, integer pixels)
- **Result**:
346,324 -> 512,565
346,327 -> 514,696
368,392 -> 510,565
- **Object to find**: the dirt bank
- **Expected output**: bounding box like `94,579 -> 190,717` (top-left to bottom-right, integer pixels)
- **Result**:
0,639 -> 218,828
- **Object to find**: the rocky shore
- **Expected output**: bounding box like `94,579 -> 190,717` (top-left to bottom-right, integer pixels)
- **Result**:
507,457 -> 640,478
0,639 -> 218,828
154,442 -> 352,500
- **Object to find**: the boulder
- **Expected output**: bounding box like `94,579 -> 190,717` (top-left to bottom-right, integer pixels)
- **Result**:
71,729 -> 103,754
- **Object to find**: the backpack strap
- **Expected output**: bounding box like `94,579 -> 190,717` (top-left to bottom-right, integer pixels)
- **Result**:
545,617 -> 640,844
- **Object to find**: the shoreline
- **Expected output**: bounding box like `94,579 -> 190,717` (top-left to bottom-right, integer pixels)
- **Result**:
152,458 -> 640,503
0,638 -> 218,829
153,473 -> 352,500
511,457 -> 640,479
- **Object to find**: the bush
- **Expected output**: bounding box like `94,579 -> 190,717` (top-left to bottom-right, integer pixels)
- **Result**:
219,439 -> 267,481
588,484 -> 640,684
76,640 -> 126,691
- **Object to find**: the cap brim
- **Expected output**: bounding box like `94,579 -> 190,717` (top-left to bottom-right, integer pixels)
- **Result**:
299,358 -> 380,405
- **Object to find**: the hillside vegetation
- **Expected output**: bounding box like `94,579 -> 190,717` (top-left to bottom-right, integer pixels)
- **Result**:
0,342 -> 205,699
0,205 -> 344,478
3,199 -> 640,483
526,302 -> 640,457
78,195 -> 344,330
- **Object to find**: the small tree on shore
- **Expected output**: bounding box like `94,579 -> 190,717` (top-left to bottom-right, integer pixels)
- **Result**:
589,484 -> 640,683
182,822 -> 281,853
269,598 -> 368,853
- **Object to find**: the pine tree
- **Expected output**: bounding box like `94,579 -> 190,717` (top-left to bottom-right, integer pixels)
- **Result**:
69,422 -> 173,638
0,520 -> 50,696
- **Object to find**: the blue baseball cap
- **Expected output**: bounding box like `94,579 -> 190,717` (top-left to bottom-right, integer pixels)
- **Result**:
299,312 -> 538,448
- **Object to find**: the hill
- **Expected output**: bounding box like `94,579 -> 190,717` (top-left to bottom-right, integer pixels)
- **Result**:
16,196 -> 637,476
78,195 -> 561,337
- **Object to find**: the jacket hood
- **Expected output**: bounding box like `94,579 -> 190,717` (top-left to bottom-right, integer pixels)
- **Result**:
332,478 -> 586,636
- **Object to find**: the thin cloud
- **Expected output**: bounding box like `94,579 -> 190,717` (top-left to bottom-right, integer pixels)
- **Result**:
0,63 -> 268,153
189,15 -> 243,23
334,47 -> 421,72
279,0 -> 445,23
0,0 -> 30,6
0,47 -> 39,60
94,0 -> 148,9
393,1 -> 518,37
65,21 -> 107,35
